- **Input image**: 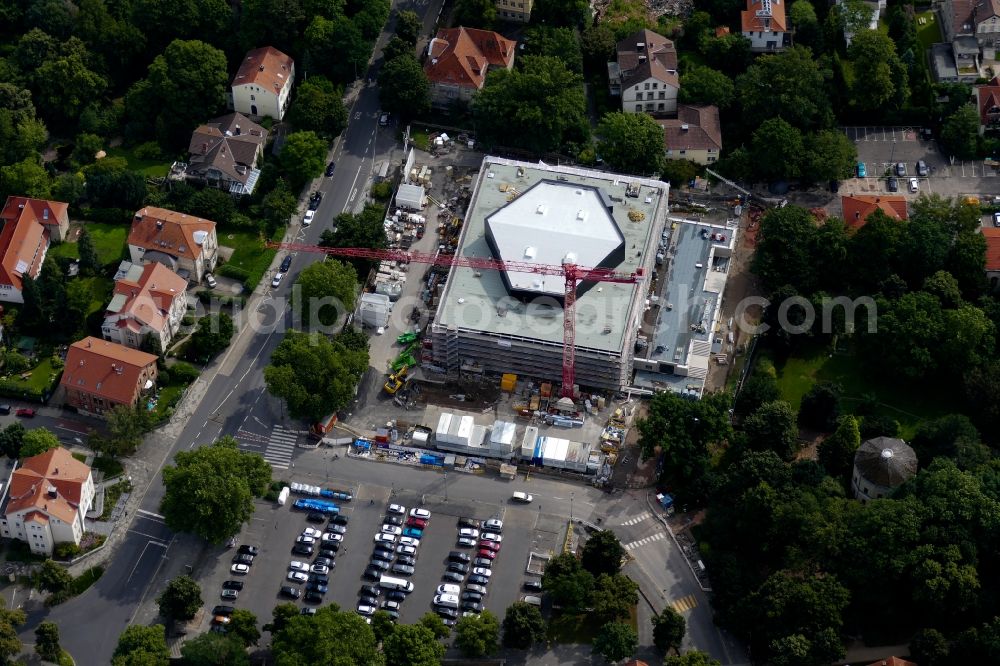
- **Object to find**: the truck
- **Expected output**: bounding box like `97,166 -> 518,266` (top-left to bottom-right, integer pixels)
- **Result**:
310,413 -> 338,441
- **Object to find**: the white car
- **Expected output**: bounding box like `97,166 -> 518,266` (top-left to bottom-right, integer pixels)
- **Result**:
271,272 -> 285,288
303,210 -> 315,227
484,518 -> 503,532
322,532 -> 344,542
482,533 -> 503,543
909,177 -> 919,193
380,525 -> 403,536
302,527 -> 322,538
204,273 -> 217,288
457,537 -> 476,547
375,533 -> 398,544
230,563 -> 249,575
437,584 -> 461,595
459,528 -> 479,539
410,508 -> 431,520
399,536 -> 420,547
382,600 -> 400,610
397,545 -> 416,556
512,491 -> 533,503
296,535 -> 315,544
288,561 -> 309,572
472,567 -> 493,578
311,564 -> 330,575
287,571 -> 308,583
387,504 -> 406,515
356,605 -> 376,616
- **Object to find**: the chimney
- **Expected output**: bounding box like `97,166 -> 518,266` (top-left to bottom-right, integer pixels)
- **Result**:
681,124 -> 689,131
234,124 -> 241,135
636,42 -> 645,52
259,64 -> 265,72
156,220 -> 163,228
46,486 -> 57,499
202,142 -> 208,154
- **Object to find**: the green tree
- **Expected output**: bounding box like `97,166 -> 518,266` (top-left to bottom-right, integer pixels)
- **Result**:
591,574 -> 639,624
37,560 -> 72,593
271,605 -> 384,665
532,0 -> 591,27
798,383 -> 841,430
581,530 -> 626,576
454,610 -> 500,657
34,621 -> 61,663
261,180 -> 298,232
0,422 -> 25,458
265,330 -> 369,421
229,609 -> 260,647
803,129 -> 857,183
472,56 -> 590,155
752,206 -> 819,293
665,652 -> 721,666
112,624 -> 169,666
848,29 -> 909,112
523,26 -> 583,73
157,575 -> 202,621
0,158 -> 51,201
352,0 -> 391,41
34,52 -> 107,125
418,611 -> 451,639
788,0 -> 821,49
679,65 -> 735,108
395,9 -> 422,44
264,603 -> 299,635
861,291 -> 945,380
287,77 -> 348,139
652,607 -> 686,656
103,405 -> 150,457
750,118 -> 803,181
734,371 -> 780,419
0,599 -> 24,664
370,610 -> 395,643
304,15 -> 371,85
941,104 -> 980,159
160,436 -> 271,543
596,112 -> 665,176
77,228 -> 100,276
743,400 -> 799,460
82,158 -> 147,209
187,188 -> 236,226
454,0 -> 495,28
541,553 -> 594,612
20,429 -> 61,459
661,158 -> 701,188
280,131 -> 328,190
382,35 -> 414,63
502,602 -> 546,648
818,415 -> 861,479
736,46 -> 832,130
72,133 -> 104,166
294,260 -> 358,329
593,621 -> 638,663
382,623 -> 444,665
180,632 -> 250,666
377,54 -> 430,118
189,313 -> 235,362
910,627 -> 950,666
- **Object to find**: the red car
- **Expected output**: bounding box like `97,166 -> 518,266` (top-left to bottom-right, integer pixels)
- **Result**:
15,408 -> 35,418
478,540 -> 500,552
406,517 -> 427,529
477,549 -> 497,560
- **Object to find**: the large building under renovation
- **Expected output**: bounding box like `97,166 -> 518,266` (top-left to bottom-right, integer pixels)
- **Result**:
430,158 -> 669,391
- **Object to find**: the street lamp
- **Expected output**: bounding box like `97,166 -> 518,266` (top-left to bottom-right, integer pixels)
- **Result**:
570,492 -> 575,523
444,471 -> 448,502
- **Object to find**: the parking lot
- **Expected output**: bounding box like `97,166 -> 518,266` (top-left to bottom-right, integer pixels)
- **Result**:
194,475 -> 564,636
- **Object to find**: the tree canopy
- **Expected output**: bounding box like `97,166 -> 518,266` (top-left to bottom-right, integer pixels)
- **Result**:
454,610 -> 500,657
20,429 -> 61,459
502,602 -> 547,648
156,575 -> 202,621
596,112 -> 666,176
377,54 -> 430,119
271,605 -> 384,666
593,621 -> 638,662
293,260 -> 358,329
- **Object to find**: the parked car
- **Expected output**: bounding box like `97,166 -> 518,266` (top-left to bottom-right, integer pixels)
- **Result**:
222,580 -> 244,591
384,515 -> 403,526
457,537 -> 476,548
916,160 -> 929,176
458,517 -> 481,529
363,566 -> 382,581
437,584 -> 461,595
477,549 -> 497,560
308,191 -> 322,209
466,583 -> 487,595
307,581 -> 328,593
325,162 -> 336,177
291,544 -> 314,556
306,512 -> 326,524
392,563 -> 415,575
311,564 -> 330,575
288,561 -> 309,573
369,559 -> 391,571
204,273 -> 217,288
481,533 -> 502,543
886,177 -> 898,192
301,607 -> 317,616
321,532 -> 343,543
230,563 -> 249,575
523,580 -> 543,592
449,551 -> 471,563
435,607 -> 459,619
856,162 -> 866,178
280,585 -> 301,599
441,571 -> 464,584
410,508 -> 431,520
15,408 -> 34,418
461,601 -> 483,612
0,405 -> 10,415
381,600 -> 401,611
909,177 -> 919,193
332,514 -> 350,526
220,588 -> 238,600
303,210 -> 315,227
379,113 -> 390,127
271,272 -> 285,288
310,573 -> 329,585
472,567 -> 492,578
993,212 -> 1000,227
459,528 -> 479,539
236,545 -> 258,556
895,162 -> 906,177
521,595 -> 542,606
313,557 -> 333,568
447,562 -> 468,574
406,517 -> 427,529
280,255 -> 293,272
356,604 -> 376,616
474,557 -> 493,567
359,595 -> 378,607
371,550 -> 393,563
232,553 -> 254,565
304,591 -> 324,604
212,606 -> 235,617
468,574 -> 490,586
484,519 -> 503,532
387,504 -> 406,515
402,527 -> 423,538
397,545 -> 416,556
396,555 -> 416,567
287,571 -> 308,583
399,536 -> 420,547
385,590 -> 407,602
360,585 -> 380,597
512,491 -> 533,503
479,540 -> 500,552
374,533 -> 397,545
327,524 -> 347,535
319,546 -> 338,557
380,524 -> 403,535
461,591 -> 483,602
301,527 -> 322,538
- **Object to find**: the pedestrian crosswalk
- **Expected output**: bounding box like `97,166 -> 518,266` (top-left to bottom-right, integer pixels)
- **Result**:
623,532 -> 666,551
670,594 -> 698,613
236,426 -> 298,469
619,511 -> 652,526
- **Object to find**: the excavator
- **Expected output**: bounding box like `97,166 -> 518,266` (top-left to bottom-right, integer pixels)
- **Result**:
383,365 -> 409,395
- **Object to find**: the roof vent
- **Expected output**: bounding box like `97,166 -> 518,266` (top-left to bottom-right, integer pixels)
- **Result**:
47,486 -> 57,498
636,42 -> 645,51
258,65 -> 265,72
43,209 -> 48,220
535,204 -> 547,215
681,124 -> 689,131
576,210 -> 588,221
523,246 -> 537,259
156,220 -> 163,228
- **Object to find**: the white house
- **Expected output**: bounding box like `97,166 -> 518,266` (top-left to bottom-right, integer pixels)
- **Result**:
608,30 -> 679,116
741,0 -> 789,51
0,448 -> 95,556
230,46 -> 294,121
128,207 -> 218,283
102,262 -> 188,351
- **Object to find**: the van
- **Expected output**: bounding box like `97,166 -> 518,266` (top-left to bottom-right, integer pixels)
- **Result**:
521,595 -> 542,606
433,593 -> 459,608
379,575 -> 414,593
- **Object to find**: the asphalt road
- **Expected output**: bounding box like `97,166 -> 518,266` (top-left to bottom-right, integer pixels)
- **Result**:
21,0 -> 446,660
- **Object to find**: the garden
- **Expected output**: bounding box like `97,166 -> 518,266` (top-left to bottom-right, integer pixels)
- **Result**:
216,228 -> 281,290
0,351 -> 64,402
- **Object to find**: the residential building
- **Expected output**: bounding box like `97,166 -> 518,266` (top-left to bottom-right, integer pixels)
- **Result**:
657,105 -> 722,165
864,659 -> 916,666
851,437 -> 917,502
983,227 -> 1000,290
837,0 -> 883,47
185,113 -> 267,196
942,0 -> 1000,58
495,0 -> 533,22
975,76 -> 1000,133
424,27 -> 516,108
102,262 -> 188,351
0,447 -> 95,556
741,0 -> 789,51
230,46 -> 294,121
840,194 -> 908,229
0,196 -> 69,304
128,207 -> 218,282
608,30 -> 679,116
61,337 -> 158,416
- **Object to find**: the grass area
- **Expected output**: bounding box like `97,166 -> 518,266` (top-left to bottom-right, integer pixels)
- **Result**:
71,452 -> 87,463
916,11 -> 943,52
91,456 -> 124,478
106,145 -> 171,178
70,565 -> 103,595
50,223 -> 127,265
5,356 -> 61,394
763,342 -> 960,439
218,230 -> 277,289
149,384 -> 184,423
75,276 -> 114,320
411,130 -> 431,152
547,613 -> 594,644
99,479 -> 132,521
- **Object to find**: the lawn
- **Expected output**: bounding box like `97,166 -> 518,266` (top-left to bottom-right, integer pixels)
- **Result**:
762,342 -> 960,439
50,223 -> 127,266
5,356 -> 61,394
149,384 -> 184,423
218,229 -> 278,289
106,145 -> 172,178
75,276 -> 114,319
916,11 -> 943,52
548,606 -> 638,644
411,130 -> 431,152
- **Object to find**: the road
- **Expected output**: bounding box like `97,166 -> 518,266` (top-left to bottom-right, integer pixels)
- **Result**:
21,0 -> 445,660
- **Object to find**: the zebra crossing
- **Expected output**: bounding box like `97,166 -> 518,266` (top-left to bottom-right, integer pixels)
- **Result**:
236,426 -> 299,469
619,511 -> 652,526
670,594 -> 698,613
623,532 -> 666,551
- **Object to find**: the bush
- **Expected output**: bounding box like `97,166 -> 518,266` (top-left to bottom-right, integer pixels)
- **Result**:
91,456 -> 124,477
50,355 -> 64,371
217,264 -> 250,283
370,181 -> 393,201
53,543 -> 81,560
80,207 -> 133,225
133,142 -> 163,160
3,351 -> 30,375
168,362 -> 200,385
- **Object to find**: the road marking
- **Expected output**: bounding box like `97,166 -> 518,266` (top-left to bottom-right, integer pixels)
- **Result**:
671,594 -> 698,613
137,509 -> 165,520
125,532 -> 169,549
624,532 -> 666,551
619,511 -> 652,526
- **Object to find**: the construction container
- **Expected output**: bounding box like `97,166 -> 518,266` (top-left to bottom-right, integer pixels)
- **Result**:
500,373 -> 517,392
540,383 -> 552,398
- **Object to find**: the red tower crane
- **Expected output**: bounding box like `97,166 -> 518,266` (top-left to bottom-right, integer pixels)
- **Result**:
267,242 -> 644,399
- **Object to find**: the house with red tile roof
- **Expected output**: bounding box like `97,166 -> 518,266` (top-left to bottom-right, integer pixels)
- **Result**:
984,227 -> 1000,291
975,76 -> 1000,134
231,46 -> 294,121
0,447 -> 95,556
424,27 -> 516,108
60,337 -> 158,416
657,105 -> 722,165
102,262 -> 188,351
840,194 -> 908,229
187,113 -> 268,196
0,196 -> 69,304
608,30 -> 679,115
128,207 -> 218,282
741,0 -> 789,51
864,658 -> 916,666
